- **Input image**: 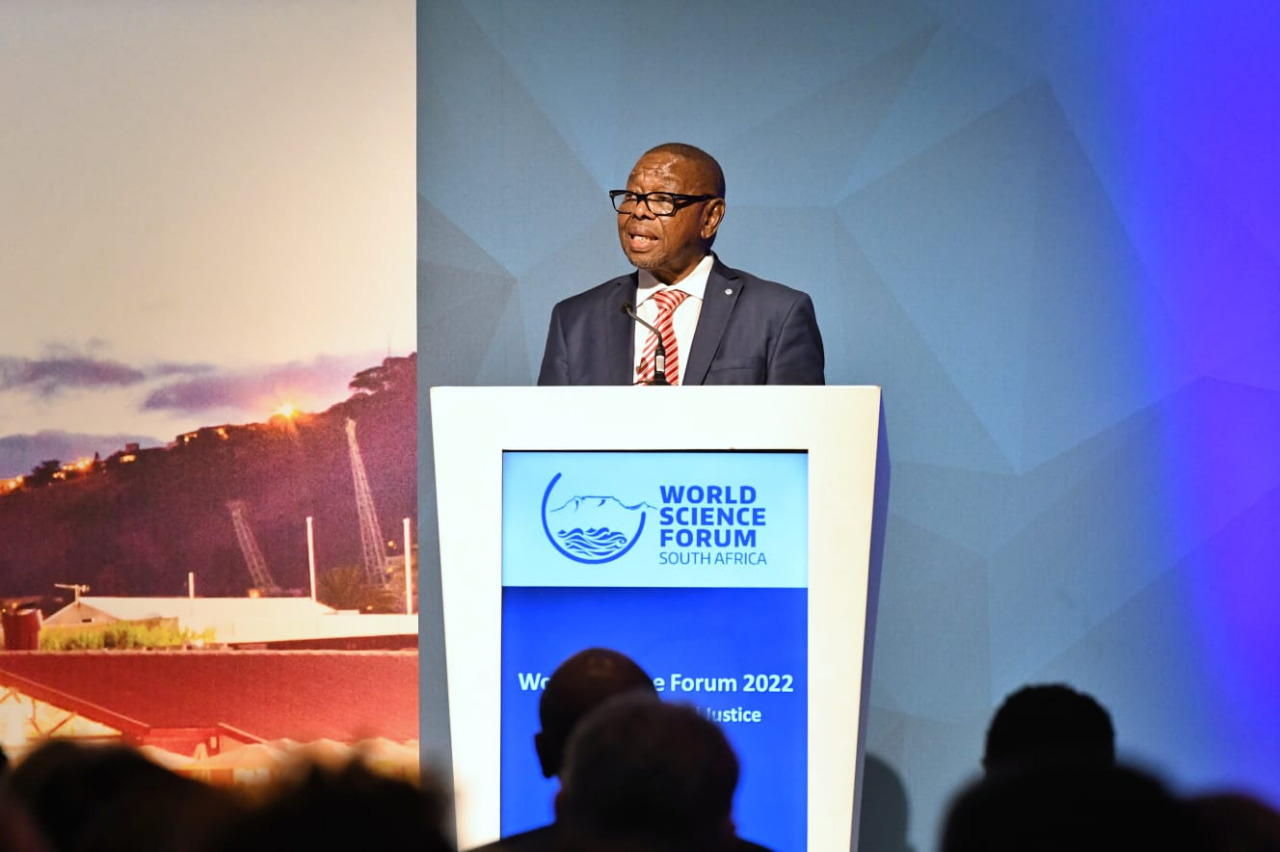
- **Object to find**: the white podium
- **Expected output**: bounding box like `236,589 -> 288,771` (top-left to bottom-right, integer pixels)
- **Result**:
431,386 -> 883,851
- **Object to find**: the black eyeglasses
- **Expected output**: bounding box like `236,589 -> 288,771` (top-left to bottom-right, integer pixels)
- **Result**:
609,190 -> 717,216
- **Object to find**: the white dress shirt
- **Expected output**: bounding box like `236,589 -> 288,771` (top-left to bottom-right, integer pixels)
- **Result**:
632,253 -> 715,385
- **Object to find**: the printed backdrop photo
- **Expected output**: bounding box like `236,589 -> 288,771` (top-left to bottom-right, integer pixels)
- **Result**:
0,0 -> 419,785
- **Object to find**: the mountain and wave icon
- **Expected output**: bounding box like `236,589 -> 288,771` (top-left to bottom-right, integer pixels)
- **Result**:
555,527 -> 632,559
550,495 -> 658,514
541,476 -> 656,563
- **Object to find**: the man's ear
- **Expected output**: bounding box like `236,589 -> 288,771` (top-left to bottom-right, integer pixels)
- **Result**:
534,731 -> 558,778
701,198 -> 725,240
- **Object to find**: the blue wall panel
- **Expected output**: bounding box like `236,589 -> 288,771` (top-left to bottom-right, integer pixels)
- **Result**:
418,2 -> 1280,847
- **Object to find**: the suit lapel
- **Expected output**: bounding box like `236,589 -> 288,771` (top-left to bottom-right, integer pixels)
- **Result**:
602,274 -> 639,385
683,260 -> 740,386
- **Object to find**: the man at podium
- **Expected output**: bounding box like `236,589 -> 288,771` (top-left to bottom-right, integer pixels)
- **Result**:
537,143 -> 825,387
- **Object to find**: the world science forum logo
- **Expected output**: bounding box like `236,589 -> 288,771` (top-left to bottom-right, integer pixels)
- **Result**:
540,473 -> 654,564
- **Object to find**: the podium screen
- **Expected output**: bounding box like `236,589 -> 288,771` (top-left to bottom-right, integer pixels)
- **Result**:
500,450 -> 809,851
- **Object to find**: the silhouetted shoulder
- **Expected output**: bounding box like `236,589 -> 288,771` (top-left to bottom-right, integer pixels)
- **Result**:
467,824 -> 557,852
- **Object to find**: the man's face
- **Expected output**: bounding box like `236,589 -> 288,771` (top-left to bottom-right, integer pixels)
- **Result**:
617,152 -> 724,284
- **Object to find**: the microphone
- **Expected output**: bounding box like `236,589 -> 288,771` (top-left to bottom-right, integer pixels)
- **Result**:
620,302 -> 671,386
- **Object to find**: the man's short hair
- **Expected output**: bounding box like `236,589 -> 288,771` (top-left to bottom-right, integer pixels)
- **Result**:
557,694 -> 739,850
643,142 -> 726,198
984,683 -> 1116,772
536,648 -> 656,778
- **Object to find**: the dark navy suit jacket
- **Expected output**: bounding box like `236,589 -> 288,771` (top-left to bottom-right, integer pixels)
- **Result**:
537,258 -> 824,386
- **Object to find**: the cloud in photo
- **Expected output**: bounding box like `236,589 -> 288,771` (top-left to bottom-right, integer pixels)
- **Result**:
0,429 -> 162,479
143,353 -> 378,416
0,355 -> 145,396
0,351 -> 212,398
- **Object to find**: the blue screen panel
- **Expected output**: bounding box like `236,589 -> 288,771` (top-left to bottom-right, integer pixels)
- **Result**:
500,451 -> 809,851
500,586 -> 807,851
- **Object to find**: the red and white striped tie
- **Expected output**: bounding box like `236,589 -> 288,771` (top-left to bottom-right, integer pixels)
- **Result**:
639,288 -> 690,385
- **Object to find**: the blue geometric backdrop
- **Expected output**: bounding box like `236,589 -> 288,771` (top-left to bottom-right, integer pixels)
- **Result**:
417,2 -> 1280,848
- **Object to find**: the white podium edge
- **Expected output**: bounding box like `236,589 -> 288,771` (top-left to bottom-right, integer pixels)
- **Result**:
430,386 -> 883,851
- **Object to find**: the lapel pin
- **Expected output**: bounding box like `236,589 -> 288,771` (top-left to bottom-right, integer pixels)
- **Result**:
724,288 -> 733,295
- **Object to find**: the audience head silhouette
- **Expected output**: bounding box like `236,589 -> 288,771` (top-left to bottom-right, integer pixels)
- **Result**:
5,740 -> 242,852
555,693 -> 739,852
1187,792 -> 1280,852
214,759 -> 452,852
535,647 -> 657,779
857,753 -> 915,852
984,683 -> 1115,773
0,791 -> 48,852
942,763 -> 1208,852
